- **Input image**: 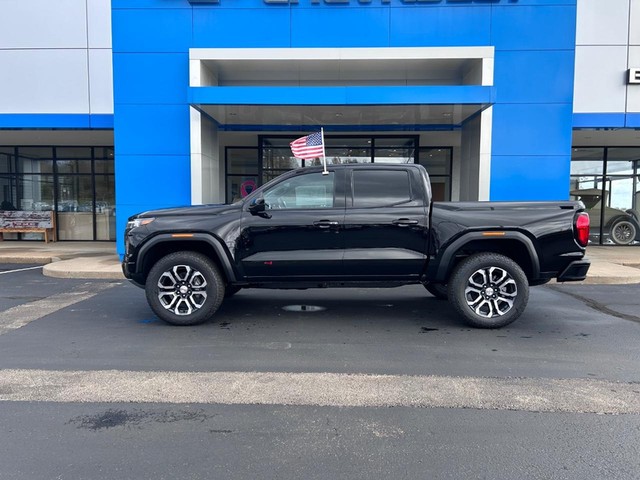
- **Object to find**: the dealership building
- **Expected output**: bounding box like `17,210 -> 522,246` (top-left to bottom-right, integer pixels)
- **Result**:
0,0 -> 639,254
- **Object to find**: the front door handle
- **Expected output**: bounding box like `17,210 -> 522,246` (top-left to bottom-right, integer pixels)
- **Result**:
313,220 -> 339,229
392,218 -> 419,227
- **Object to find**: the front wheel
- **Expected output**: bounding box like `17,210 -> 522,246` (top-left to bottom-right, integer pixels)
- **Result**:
447,253 -> 529,329
145,251 -> 225,326
424,283 -> 448,300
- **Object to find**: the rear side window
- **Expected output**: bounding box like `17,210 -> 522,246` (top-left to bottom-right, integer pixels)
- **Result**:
353,170 -> 411,208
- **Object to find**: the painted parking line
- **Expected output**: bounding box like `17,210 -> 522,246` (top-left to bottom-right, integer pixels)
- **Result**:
1,369 -> 639,415
0,265 -> 44,275
0,283 -> 117,335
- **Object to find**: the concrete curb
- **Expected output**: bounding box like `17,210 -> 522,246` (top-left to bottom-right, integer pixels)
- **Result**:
42,255 -> 125,280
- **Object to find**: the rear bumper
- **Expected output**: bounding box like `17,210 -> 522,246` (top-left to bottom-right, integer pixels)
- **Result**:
557,259 -> 591,282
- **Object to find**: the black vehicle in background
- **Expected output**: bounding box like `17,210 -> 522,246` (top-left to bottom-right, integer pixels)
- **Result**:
123,164 -> 590,329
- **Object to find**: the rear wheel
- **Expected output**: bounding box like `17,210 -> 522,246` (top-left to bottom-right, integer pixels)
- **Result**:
145,251 -> 225,326
225,285 -> 242,298
448,253 -> 529,329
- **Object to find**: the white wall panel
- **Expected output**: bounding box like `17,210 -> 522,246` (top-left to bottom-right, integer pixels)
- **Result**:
574,46 -> 628,113
0,50 -> 89,114
87,0 -> 112,48
630,0 -> 640,45
0,0 -> 87,49
89,49 -> 114,114
628,47 -> 640,112
576,0 -> 630,46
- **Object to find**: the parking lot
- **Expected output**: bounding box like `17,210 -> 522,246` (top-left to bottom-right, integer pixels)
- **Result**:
1,265 -> 640,479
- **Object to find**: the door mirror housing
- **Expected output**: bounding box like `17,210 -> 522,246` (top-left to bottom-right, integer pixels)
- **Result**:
248,198 -> 270,218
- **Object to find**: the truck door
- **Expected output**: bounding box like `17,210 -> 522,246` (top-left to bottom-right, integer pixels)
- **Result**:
238,169 -> 346,280
342,167 -> 429,280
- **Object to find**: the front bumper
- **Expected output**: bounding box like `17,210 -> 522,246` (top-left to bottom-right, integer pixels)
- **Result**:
557,259 -> 591,282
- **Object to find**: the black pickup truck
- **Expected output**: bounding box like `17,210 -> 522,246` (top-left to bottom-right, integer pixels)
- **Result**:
123,163 -> 590,328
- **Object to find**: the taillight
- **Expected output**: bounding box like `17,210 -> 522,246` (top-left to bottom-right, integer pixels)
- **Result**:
575,212 -> 590,247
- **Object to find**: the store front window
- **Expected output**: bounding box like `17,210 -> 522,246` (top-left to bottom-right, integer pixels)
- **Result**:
225,135 -> 454,203
0,146 -> 115,241
570,147 -> 640,246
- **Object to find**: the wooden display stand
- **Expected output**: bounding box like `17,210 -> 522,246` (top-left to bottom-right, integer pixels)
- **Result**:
0,210 -> 56,242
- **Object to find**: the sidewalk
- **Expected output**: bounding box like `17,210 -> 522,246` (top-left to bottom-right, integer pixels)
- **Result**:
0,241 -> 639,284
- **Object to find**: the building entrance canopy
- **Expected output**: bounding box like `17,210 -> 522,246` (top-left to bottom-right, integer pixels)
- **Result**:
189,47 -> 494,130
194,103 -> 490,130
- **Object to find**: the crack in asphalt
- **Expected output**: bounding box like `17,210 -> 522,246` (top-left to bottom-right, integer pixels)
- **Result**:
547,285 -> 640,324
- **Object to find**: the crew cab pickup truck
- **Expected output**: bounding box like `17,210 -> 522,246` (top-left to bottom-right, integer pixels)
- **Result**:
123,164 -> 590,328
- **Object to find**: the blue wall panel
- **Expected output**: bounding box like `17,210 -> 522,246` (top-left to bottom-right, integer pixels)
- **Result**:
114,154 -> 192,253
490,5 -> 576,51
115,155 -> 191,205
113,53 -> 189,105
114,104 -> 190,156
389,6 -> 491,47
112,9 -> 192,53
291,8 -> 389,47
490,155 -> 571,201
491,103 -> 573,157
493,50 -> 575,104
193,9 -> 292,47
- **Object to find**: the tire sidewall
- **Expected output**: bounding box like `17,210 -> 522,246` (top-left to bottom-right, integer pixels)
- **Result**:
611,219 -> 636,245
424,282 -> 448,300
145,251 -> 225,326
447,253 -> 529,329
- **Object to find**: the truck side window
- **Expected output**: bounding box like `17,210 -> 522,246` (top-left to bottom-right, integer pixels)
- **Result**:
263,172 -> 335,210
353,170 -> 411,208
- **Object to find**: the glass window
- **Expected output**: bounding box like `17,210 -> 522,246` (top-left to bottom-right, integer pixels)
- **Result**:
263,172 -> 335,210
607,148 -> 640,163
95,160 -> 114,175
571,147 -> 604,162
17,147 -> 53,161
94,147 -> 114,159
262,148 -> 302,170
419,148 -> 451,175
373,147 -> 414,164
227,148 -> 259,175
56,159 -> 92,174
56,175 -> 94,240
227,176 -> 258,203
18,175 -> 54,211
324,148 -> 371,164
0,149 -> 15,173
353,169 -> 411,208
56,147 -> 92,159
0,174 -> 18,210
95,175 -> 115,241
571,161 -> 604,176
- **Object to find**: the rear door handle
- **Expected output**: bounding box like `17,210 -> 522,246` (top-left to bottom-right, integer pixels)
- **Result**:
392,218 -> 419,227
313,220 -> 339,229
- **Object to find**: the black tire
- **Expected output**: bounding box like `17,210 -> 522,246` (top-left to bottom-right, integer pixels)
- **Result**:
145,251 -> 225,326
424,283 -> 448,300
610,219 -> 637,245
447,253 -> 529,329
225,285 -> 242,298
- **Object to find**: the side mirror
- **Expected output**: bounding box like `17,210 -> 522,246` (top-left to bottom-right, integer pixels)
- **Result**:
248,198 -> 271,218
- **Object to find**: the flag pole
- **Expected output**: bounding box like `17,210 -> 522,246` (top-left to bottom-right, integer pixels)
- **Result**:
320,127 -> 328,175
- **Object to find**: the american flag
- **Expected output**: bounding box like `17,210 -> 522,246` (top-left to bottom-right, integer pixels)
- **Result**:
290,131 -> 324,159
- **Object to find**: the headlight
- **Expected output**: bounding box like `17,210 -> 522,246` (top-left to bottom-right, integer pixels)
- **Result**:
126,217 -> 155,229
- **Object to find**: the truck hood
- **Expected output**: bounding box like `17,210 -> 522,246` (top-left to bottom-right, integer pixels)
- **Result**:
131,203 -> 242,220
